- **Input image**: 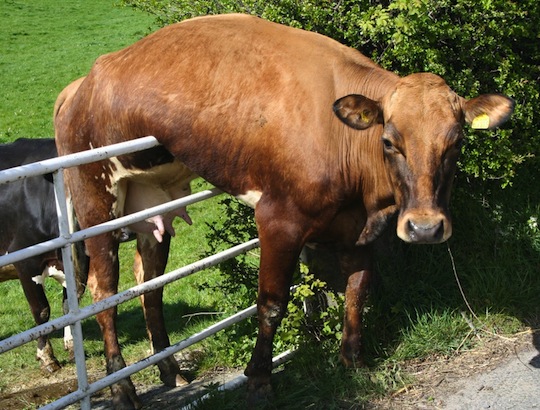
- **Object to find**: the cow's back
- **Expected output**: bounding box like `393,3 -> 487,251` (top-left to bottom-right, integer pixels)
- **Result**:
58,14 -> 384,202
0,138 -> 58,253
0,138 -> 57,170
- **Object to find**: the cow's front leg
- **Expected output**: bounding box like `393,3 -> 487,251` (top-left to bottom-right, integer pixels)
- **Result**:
245,202 -> 305,402
339,246 -> 373,367
134,233 -> 187,387
86,234 -> 141,410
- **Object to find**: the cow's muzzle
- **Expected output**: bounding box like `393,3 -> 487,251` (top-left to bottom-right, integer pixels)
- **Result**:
397,210 -> 451,244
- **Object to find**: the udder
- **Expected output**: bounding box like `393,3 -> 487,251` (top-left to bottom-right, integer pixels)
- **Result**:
124,181 -> 193,243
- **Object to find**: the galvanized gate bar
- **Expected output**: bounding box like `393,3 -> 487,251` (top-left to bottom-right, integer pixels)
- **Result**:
53,168 -> 92,410
0,238 -> 260,354
0,136 -> 295,409
0,136 -> 161,184
41,303 -> 260,410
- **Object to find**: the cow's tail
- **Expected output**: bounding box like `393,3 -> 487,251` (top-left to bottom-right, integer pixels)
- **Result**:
66,194 -> 89,298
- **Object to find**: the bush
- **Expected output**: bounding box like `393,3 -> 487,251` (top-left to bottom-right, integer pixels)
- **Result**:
122,0 -> 539,186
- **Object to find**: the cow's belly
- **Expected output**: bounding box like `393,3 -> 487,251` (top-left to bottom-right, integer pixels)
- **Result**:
107,157 -> 196,242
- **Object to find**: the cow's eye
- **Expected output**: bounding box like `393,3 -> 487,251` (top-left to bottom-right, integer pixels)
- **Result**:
382,138 -> 393,150
382,137 -> 400,155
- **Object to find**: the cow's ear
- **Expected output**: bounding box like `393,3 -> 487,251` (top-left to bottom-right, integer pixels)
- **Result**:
333,94 -> 382,130
464,94 -> 514,130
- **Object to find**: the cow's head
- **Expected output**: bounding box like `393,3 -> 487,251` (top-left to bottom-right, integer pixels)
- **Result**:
334,73 -> 514,244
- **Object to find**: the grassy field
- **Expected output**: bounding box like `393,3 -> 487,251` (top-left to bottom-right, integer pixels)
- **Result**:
0,0 -> 158,141
1,1 -> 539,409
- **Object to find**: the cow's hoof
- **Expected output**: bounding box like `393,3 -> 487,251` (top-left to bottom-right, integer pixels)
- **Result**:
175,374 -> 189,387
158,357 -> 189,387
161,373 -> 189,387
111,379 -> 142,410
41,360 -> 62,373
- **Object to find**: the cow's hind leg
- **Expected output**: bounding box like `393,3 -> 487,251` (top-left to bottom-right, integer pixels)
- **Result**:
86,233 -> 141,410
134,233 -> 187,387
45,260 -> 76,360
338,246 -> 373,367
245,202 -> 306,403
16,261 -> 61,373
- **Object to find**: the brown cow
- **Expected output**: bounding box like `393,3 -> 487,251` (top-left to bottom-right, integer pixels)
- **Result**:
54,14 -> 514,409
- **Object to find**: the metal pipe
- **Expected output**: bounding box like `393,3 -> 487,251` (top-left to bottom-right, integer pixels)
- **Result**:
0,136 -> 296,410
0,136 -> 160,184
0,239 -> 260,353
40,303 -> 260,410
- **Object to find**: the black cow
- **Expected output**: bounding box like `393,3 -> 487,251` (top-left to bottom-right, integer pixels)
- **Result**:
0,138 -> 88,372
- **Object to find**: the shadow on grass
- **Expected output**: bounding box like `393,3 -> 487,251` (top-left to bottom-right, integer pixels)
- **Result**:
77,296 -> 221,347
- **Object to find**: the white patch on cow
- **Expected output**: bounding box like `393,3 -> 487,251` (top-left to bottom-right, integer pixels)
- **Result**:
36,345 -> 49,362
64,325 -> 73,350
31,272 -> 46,286
47,265 -> 66,288
104,156 -> 196,238
32,265 -> 66,287
236,190 -> 263,209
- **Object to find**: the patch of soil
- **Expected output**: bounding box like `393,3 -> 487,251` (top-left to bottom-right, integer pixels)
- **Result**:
0,371 -> 79,409
372,329 -> 537,409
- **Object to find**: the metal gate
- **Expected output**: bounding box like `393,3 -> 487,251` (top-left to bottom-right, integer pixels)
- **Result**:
0,137 -> 293,409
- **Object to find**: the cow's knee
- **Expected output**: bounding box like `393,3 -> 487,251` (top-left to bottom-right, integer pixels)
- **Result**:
261,302 -> 285,328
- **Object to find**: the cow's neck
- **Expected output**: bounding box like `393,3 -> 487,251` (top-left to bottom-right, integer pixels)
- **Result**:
335,65 -> 398,211
338,126 -> 394,206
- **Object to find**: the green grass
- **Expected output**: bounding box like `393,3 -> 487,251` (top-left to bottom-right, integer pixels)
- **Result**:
0,0 -> 157,141
1,1 -> 540,409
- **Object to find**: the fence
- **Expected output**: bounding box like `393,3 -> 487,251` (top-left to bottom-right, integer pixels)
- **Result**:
0,136 -> 294,409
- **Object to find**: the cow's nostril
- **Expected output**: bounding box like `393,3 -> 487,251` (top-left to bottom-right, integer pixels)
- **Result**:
407,219 -> 444,243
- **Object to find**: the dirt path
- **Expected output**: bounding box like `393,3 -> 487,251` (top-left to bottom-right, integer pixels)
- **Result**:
376,330 -> 540,409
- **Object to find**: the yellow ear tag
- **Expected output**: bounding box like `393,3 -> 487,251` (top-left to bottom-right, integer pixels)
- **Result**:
471,113 -> 490,129
360,110 -> 371,124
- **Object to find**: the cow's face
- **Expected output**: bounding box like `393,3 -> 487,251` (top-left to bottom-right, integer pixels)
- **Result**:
333,73 -> 514,244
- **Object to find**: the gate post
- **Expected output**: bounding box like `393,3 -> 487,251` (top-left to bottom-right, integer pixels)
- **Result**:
53,168 -> 91,410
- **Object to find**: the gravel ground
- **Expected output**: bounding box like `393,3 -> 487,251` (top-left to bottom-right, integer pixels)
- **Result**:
114,330 -> 540,410
442,345 -> 539,409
